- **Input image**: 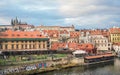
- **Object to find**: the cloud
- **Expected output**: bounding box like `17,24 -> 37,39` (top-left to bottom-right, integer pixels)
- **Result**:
0,0 -> 120,29
58,0 -> 120,17
0,17 -> 10,25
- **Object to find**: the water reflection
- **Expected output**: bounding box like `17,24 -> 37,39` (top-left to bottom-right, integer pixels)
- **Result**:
40,58 -> 120,75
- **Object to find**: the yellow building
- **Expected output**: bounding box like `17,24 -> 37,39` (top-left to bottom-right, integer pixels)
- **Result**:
109,27 -> 120,43
0,30 -> 49,51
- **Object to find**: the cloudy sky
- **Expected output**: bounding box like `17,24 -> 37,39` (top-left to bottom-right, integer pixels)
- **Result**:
0,0 -> 120,29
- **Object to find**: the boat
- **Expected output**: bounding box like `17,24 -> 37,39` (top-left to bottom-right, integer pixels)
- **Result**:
84,53 -> 115,65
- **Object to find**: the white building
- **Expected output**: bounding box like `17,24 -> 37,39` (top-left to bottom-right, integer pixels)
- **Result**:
90,35 -> 112,52
79,31 -> 91,43
113,43 -> 120,53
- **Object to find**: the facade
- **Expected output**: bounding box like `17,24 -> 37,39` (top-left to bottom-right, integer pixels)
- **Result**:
51,42 -> 96,53
13,24 -> 34,31
90,30 -> 111,52
36,25 -> 60,31
42,30 -> 60,48
79,30 -> 91,43
0,30 -> 49,51
93,35 -> 111,51
0,25 -> 12,31
0,17 -> 34,32
68,31 -> 80,43
60,25 -> 75,31
36,25 -> 75,31
109,27 -> 120,43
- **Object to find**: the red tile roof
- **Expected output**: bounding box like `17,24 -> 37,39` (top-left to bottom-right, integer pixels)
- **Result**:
0,30 -> 46,38
51,42 -> 95,53
85,53 -> 114,59
90,30 -> 102,35
43,30 -> 59,38
109,28 -> 120,34
70,31 -> 80,38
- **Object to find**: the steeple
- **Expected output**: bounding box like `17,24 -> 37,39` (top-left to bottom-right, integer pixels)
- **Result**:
15,17 -> 18,25
11,17 -> 28,26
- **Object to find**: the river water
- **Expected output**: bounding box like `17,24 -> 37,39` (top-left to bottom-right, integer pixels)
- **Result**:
41,58 -> 120,75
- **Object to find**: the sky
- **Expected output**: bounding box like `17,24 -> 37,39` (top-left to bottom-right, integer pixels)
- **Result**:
0,0 -> 120,29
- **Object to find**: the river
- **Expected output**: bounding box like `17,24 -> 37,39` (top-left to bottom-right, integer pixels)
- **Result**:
40,58 -> 120,75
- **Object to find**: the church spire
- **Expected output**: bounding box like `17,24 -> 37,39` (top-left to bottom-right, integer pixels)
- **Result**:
15,16 -> 18,25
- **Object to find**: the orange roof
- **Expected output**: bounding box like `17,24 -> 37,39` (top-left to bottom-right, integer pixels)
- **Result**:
90,30 -> 102,35
68,43 -> 78,50
43,30 -> 59,38
103,54 -> 114,57
70,31 -> 80,38
109,28 -> 120,34
51,42 -> 94,52
51,42 -> 66,50
85,53 -> 114,59
77,43 -> 94,50
85,55 -> 103,59
0,30 -> 46,38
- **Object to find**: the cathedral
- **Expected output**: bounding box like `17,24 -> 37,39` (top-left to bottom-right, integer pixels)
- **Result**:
11,17 -> 27,26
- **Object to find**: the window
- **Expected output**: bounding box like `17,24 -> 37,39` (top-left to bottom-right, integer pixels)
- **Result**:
25,44 -> 27,49
4,34 -> 8,36
4,41 -> 7,43
29,44 -> 31,49
17,34 -> 20,36
12,44 -> 14,49
16,44 -> 19,49
12,41 -> 14,43
21,41 -> 24,43
113,38 -> 114,40
33,45 -> 35,49
0,44 -> 2,49
101,41 -> 103,43
16,41 -> 19,43
21,45 -> 24,49
43,43 -> 45,48
25,41 -> 27,43
12,34 -> 14,36
39,44 -> 41,48
24,34 -> 27,36
5,44 -> 8,49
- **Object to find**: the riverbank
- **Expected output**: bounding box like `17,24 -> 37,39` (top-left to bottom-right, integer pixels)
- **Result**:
0,55 -> 80,75
7,63 -> 79,75
2,54 -> 116,75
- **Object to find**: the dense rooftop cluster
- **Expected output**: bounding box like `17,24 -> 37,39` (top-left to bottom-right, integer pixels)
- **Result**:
0,18 -> 120,53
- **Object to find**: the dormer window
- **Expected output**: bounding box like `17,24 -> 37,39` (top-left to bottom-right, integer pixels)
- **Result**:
24,34 -> 27,36
86,45 -> 88,47
39,35 -> 42,37
4,34 -> 8,36
17,34 -> 20,36
12,34 -> 14,36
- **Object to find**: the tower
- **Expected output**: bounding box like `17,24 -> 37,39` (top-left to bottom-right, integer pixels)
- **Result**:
11,17 -> 19,26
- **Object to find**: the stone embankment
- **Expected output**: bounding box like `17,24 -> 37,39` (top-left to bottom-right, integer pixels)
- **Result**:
0,57 -> 84,75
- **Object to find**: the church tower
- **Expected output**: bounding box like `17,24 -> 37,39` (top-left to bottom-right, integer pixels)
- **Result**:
11,17 -> 19,26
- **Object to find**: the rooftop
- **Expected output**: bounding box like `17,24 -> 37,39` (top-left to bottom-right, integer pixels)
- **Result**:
0,30 -> 47,39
